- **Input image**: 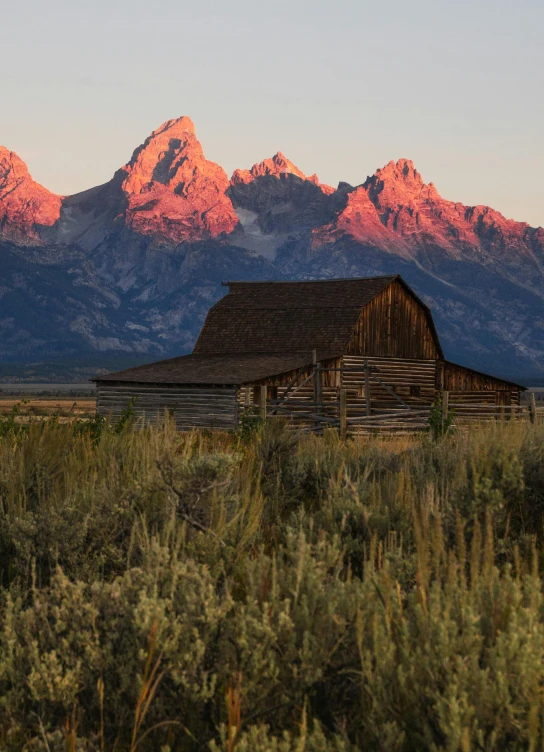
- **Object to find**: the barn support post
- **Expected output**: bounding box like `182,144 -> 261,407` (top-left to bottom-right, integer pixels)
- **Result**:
364,360 -> 371,417
530,392 -> 537,424
441,390 -> 449,430
260,385 -> 267,420
313,350 -> 323,416
339,388 -> 347,440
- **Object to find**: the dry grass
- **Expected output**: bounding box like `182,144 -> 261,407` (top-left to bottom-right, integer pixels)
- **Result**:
0,396 -> 96,420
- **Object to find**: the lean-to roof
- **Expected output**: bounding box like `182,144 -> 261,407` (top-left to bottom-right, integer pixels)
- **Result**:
93,352 -> 325,386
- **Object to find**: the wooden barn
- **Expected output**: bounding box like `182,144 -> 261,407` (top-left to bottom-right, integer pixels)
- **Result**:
93,276 -> 526,432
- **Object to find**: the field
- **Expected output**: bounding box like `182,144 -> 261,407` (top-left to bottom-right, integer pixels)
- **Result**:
0,396 -> 96,420
1,410 -> 544,750
0,385 -> 96,423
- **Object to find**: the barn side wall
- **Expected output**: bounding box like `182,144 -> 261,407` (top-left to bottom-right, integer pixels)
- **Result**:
346,279 -> 440,360
342,356 -> 438,410
437,362 -> 521,405
96,382 -> 239,430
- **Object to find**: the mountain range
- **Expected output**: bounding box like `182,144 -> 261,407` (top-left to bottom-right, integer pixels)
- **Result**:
1,115 -> 543,382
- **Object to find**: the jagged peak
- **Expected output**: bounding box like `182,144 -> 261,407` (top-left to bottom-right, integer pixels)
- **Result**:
231,152 -> 308,186
253,152 -> 307,180
267,151 -> 305,175
122,116 -> 212,193
0,146 -> 60,199
374,158 -> 424,186
233,154 -> 339,196
149,116 -> 196,139
0,146 -> 30,177
111,116 -> 237,242
124,117 -> 200,174
0,145 -> 62,243
363,157 -> 440,208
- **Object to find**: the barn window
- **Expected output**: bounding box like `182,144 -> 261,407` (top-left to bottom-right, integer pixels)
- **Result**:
410,385 -> 421,397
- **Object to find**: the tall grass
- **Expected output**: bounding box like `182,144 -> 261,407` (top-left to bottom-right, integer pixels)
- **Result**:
1,417 -> 544,749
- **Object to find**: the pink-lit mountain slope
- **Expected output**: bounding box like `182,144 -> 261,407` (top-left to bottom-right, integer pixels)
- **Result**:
0,117 -> 237,250
0,147 -> 61,244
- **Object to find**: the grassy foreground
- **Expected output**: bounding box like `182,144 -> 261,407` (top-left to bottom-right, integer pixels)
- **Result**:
1,417 -> 544,750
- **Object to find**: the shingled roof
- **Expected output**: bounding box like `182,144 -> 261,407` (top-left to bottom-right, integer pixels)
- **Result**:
193,276 -> 397,355
94,353 -> 320,385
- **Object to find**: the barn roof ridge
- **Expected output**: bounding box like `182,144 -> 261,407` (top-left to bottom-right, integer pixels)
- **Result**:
212,304 -> 375,310
222,274 -> 399,286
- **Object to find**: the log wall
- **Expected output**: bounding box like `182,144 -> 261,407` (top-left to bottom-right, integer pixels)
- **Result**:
342,356 -> 438,411
346,279 -> 440,360
96,382 -> 239,430
438,361 -> 521,405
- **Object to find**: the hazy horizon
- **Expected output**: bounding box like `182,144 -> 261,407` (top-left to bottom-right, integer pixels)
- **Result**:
2,0 -> 543,227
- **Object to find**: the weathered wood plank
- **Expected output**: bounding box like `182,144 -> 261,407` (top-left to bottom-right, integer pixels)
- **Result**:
97,384 -> 239,430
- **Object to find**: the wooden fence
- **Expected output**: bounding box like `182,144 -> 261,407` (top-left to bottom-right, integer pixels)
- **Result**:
242,356 -> 542,437
248,400 -> 541,437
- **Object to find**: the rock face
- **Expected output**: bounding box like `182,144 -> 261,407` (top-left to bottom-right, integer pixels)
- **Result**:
0,121 -> 543,381
356,159 -> 544,277
0,148 -> 61,244
228,152 -> 339,249
119,117 -> 238,244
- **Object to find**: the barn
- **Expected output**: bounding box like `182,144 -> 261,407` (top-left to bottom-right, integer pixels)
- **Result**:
93,275 -> 525,432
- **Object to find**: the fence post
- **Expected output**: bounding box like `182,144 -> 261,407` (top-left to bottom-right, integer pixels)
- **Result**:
530,392 -> 537,424
339,388 -> 347,440
441,390 -> 449,430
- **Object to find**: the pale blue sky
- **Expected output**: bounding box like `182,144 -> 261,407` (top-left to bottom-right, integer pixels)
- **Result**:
2,0 -> 543,226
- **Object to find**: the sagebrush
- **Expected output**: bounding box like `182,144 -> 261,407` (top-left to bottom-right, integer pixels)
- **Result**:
1,417 -> 544,750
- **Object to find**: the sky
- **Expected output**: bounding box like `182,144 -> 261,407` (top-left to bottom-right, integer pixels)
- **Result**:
1,0 -> 543,227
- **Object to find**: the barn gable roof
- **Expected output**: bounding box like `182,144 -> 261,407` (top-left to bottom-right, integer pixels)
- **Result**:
193,276 -> 398,356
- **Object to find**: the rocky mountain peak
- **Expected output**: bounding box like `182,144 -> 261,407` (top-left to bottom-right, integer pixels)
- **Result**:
0,146 -> 61,244
258,152 -> 307,179
379,158 -> 422,183
1,146 -> 28,181
115,116 -> 238,243
230,153 -> 334,196
151,116 -> 196,137
122,116 -> 204,194
363,158 -> 440,214
231,151 -> 307,186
